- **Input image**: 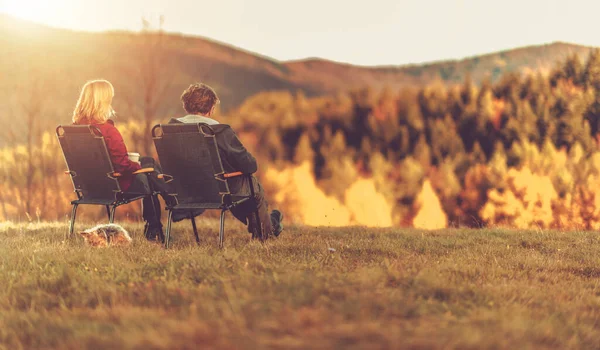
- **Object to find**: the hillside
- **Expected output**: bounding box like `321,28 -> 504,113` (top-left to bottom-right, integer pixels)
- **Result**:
0,13 -> 594,144
284,41 -> 592,90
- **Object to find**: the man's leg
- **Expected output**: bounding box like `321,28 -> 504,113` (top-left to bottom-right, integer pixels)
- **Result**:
250,179 -> 273,240
230,175 -> 281,240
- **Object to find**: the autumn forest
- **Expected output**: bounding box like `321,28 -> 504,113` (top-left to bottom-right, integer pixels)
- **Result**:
3,34 -> 600,231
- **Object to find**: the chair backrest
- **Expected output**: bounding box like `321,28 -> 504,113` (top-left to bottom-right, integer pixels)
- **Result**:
56,125 -> 120,202
152,123 -> 230,207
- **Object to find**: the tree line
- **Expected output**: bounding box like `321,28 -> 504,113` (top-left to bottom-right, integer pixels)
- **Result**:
3,52 -> 600,229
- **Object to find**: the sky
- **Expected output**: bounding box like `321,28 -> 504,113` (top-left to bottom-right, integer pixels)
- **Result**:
0,0 -> 599,66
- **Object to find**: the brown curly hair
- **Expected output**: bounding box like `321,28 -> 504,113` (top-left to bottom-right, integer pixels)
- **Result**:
180,83 -> 220,115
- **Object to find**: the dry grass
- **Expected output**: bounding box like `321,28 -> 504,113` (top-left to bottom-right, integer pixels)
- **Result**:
1,218 -> 600,349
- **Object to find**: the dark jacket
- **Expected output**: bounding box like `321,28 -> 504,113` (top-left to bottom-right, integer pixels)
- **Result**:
168,118 -> 257,193
75,119 -> 141,191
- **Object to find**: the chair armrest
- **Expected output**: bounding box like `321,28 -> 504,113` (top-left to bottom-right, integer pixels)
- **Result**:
157,174 -> 174,183
111,168 -> 154,177
223,171 -> 244,178
64,170 -> 78,177
222,172 -> 255,196
133,167 -> 154,175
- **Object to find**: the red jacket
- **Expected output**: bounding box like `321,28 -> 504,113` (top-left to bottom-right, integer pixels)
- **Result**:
75,119 -> 141,191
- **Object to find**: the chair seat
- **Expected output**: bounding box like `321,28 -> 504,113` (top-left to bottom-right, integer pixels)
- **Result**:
231,195 -> 252,205
170,203 -> 223,210
71,193 -> 146,205
71,198 -> 117,205
122,193 -> 149,201
169,195 -> 251,210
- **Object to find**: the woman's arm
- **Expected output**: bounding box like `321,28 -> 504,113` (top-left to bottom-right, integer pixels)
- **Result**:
102,123 -> 141,174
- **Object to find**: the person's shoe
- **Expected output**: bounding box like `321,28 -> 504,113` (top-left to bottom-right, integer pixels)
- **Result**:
270,210 -> 284,237
172,209 -> 205,223
247,214 -> 264,240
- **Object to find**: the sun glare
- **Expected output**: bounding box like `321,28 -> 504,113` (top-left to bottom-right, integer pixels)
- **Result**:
0,0 -> 69,28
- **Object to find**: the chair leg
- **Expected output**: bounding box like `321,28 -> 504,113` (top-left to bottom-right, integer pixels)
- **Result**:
254,210 -> 263,241
109,206 -> 116,223
68,204 -> 78,240
219,209 -> 226,249
191,216 -> 200,245
165,210 -> 173,249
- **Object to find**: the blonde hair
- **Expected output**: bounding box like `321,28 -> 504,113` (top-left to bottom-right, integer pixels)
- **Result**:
72,80 -> 115,124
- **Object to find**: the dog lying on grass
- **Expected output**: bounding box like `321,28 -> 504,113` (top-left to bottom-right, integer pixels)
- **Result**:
78,224 -> 132,247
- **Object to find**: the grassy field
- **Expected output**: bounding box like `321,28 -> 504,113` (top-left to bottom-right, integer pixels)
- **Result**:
1,218 -> 600,349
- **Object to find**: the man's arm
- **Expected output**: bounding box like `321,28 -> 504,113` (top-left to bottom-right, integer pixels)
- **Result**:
222,128 -> 258,174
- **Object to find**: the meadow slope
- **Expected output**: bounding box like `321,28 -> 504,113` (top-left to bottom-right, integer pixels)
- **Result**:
1,219 -> 600,349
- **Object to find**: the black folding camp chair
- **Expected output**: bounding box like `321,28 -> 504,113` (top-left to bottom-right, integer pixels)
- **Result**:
152,123 -> 261,248
56,125 -> 158,239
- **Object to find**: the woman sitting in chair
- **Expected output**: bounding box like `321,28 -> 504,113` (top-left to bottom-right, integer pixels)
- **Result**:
72,79 -> 166,241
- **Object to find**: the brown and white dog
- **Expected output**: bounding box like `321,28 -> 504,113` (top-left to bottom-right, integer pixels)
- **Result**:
78,224 -> 132,247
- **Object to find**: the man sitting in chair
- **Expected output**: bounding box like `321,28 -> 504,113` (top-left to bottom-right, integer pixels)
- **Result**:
169,83 -> 284,240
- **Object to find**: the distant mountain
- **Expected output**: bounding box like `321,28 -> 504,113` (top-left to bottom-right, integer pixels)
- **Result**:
0,13 -> 594,145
